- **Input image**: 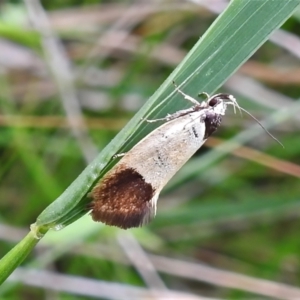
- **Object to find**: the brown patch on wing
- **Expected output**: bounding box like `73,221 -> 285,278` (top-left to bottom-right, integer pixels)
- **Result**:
90,164 -> 156,229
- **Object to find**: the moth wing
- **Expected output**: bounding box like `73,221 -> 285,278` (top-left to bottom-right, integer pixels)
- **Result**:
91,164 -> 158,229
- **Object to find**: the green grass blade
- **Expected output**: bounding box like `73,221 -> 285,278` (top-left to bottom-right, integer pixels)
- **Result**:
0,231 -> 40,285
35,0 -> 300,232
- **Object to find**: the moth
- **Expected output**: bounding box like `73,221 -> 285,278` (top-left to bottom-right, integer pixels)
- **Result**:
90,82 -> 279,229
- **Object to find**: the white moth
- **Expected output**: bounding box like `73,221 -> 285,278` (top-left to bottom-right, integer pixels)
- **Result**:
90,83 -> 241,229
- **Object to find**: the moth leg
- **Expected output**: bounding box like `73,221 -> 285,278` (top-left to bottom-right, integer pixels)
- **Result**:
113,153 -> 126,159
142,81 -> 205,124
142,104 -> 198,124
172,80 -> 200,105
141,115 -> 171,123
198,92 -> 210,100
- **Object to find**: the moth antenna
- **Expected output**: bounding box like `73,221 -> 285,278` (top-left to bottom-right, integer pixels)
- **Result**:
227,103 -> 284,148
227,95 -> 242,116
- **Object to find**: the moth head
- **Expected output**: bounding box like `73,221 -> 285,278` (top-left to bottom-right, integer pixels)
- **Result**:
206,93 -> 238,116
207,93 -> 283,147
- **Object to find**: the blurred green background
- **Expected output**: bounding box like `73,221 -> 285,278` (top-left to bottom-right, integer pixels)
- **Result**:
1,0 -> 300,299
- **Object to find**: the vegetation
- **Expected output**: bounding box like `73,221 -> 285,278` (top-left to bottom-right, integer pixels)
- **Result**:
1,0 -> 300,298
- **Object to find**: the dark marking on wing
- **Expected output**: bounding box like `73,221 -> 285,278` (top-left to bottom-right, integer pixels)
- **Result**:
90,165 -> 155,229
155,149 -> 166,167
191,126 -> 199,138
204,111 -> 222,138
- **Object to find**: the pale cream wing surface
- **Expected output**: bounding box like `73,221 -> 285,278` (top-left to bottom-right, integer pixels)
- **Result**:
120,110 -> 207,191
